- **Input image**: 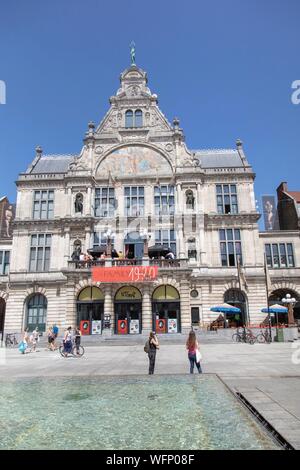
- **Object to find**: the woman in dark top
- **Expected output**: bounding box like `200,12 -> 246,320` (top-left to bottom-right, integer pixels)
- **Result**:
148,331 -> 159,375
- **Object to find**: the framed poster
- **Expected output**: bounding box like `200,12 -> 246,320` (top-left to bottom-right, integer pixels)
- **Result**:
168,318 -> 178,333
130,319 -> 139,335
92,320 -> 102,335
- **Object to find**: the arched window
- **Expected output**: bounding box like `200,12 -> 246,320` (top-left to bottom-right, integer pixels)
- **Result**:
224,289 -> 248,327
134,109 -> 143,127
125,110 -> 133,128
26,294 -> 47,332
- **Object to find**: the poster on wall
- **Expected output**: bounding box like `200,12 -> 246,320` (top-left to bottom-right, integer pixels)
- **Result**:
130,319 -> 139,335
92,320 -> 102,335
168,319 -> 178,333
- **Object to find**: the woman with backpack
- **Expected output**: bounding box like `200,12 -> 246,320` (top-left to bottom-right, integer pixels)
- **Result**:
186,330 -> 202,374
146,331 -> 159,375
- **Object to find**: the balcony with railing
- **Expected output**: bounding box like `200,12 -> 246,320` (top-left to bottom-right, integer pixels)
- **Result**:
67,257 -> 189,271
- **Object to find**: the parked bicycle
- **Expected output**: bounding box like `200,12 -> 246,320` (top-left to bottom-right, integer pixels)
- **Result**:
255,329 -> 272,344
232,327 -> 256,345
59,340 -> 84,358
5,333 -> 18,348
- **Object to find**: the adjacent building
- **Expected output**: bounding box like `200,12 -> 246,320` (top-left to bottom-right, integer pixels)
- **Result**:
2,63 -> 300,335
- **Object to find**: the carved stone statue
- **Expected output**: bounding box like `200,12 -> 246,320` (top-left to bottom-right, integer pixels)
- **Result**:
130,41 -> 136,65
74,194 -> 83,214
5,205 -> 13,237
186,191 -> 195,210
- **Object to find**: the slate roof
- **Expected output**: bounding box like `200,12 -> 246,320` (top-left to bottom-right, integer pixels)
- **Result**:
27,155 -> 76,174
193,149 -> 246,168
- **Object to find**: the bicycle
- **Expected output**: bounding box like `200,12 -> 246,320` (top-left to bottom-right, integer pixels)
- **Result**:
232,327 -> 256,345
256,329 -> 272,344
5,333 -> 18,348
59,340 -> 84,358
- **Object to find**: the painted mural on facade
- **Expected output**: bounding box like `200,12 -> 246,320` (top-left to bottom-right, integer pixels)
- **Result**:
97,146 -> 172,177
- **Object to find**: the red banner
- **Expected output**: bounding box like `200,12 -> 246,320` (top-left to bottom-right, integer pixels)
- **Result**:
92,265 -> 159,283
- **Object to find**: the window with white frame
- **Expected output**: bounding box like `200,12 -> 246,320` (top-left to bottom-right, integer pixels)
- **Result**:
94,188 -> 115,217
219,229 -> 242,266
93,232 -> 115,249
155,229 -> 176,256
125,186 -> 144,217
33,190 -> 54,219
0,250 -> 10,275
29,234 -> 52,272
265,243 -> 295,268
154,185 -> 175,215
216,184 -> 238,214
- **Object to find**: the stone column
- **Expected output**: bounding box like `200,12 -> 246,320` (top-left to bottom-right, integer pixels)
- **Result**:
178,225 -> 185,259
86,187 -> 92,216
180,279 -> 191,334
104,285 -> 113,333
176,183 -> 182,213
85,227 -> 91,252
65,280 -> 76,329
142,285 -> 152,334
64,228 -> 70,267
66,188 -> 72,217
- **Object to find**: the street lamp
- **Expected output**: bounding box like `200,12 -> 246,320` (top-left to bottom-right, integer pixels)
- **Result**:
140,229 -> 151,257
281,293 -> 296,326
103,228 -> 115,258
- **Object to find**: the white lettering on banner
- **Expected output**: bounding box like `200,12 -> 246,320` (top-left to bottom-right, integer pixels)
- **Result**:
150,454 -> 195,464
106,455 -> 141,467
291,80 -> 300,105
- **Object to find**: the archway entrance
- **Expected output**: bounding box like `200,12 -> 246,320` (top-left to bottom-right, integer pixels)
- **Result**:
0,298 -> 6,340
114,286 -> 142,334
26,294 -> 47,332
224,289 -> 248,327
269,289 -> 300,325
152,285 -> 181,333
77,287 -> 104,335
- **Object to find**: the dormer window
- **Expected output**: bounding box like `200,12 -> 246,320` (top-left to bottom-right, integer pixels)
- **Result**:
134,109 -> 143,127
125,110 -> 133,128
125,109 -> 143,128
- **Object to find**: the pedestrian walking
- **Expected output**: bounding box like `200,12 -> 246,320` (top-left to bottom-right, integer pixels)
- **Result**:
18,328 -> 29,354
52,323 -> 59,348
147,331 -> 159,375
63,326 -> 73,357
74,326 -> 82,355
186,330 -> 202,374
47,326 -> 55,351
30,327 -> 39,352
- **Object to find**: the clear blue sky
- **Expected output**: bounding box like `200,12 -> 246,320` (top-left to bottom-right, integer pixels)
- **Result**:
0,0 -> 299,219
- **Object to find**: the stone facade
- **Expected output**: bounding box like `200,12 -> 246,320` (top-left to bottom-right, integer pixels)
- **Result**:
2,64 -> 300,335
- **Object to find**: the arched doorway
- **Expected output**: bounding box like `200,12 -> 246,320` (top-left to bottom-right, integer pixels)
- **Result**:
269,289 -> 300,325
0,298 -> 6,339
26,294 -> 47,332
152,285 -> 181,333
114,286 -> 142,334
224,289 -> 248,327
77,287 -> 104,335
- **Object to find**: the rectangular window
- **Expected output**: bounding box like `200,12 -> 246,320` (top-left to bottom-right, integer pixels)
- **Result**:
125,186 -> 144,217
0,251 -> 10,275
191,307 -> 200,325
33,190 -> 54,219
265,243 -> 295,268
29,234 -> 52,272
94,188 -> 115,217
154,185 -> 175,216
216,184 -> 238,214
155,229 -> 176,256
219,229 -> 242,267
93,232 -> 114,249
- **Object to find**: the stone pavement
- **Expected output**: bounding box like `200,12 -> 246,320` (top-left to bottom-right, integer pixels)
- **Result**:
1,341 -> 300,449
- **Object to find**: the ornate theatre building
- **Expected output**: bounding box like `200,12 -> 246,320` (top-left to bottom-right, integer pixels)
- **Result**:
2,62 -> 300,335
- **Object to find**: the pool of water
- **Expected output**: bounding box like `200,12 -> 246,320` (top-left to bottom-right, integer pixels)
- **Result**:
0,375 -> 279,450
